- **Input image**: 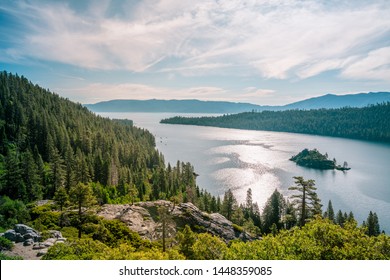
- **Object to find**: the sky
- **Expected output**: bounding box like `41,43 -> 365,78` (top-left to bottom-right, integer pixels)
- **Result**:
0,0 -> 389,105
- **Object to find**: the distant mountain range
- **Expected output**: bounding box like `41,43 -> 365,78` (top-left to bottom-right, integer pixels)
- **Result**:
85,92 -> 390,113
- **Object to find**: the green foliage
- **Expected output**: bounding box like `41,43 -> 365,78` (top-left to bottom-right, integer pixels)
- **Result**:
92,219 -> 151,249
232,223 -> 244,232
42,236 -> 184,260
69,182 -> 97,238
105,244 -> 185,260
224,217 -> 390,260
30,211 -> 61,231
0,72 -> 218,216
29,203 -> 55,220
161,103 -> 390,143
60,226 -> 79,239
0,196 -> 30,228
176,225 -> 196,259
0,71 -> 162,203
192,233 -> 228,260
288,176 -> 322,226
221,189 -> 238,221
0,252 -> 23,260
365,211 -> 381,237
42,238 -> 109,260
323,200 -> 336,223
262,189 -> 286,234
53,186 -> 69,211
0,236 -> 14,250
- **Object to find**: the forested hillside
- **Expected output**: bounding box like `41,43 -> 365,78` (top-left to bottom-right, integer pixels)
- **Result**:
161,104 -> 390,142
0,71 -> 215,208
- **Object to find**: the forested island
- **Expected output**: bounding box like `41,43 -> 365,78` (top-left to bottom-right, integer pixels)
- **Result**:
161,103 -> 390,143
290,149 -> 350,171
1,72 -> 389,260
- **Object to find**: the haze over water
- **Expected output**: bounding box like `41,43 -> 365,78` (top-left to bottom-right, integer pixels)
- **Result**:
102,112 -> 390,233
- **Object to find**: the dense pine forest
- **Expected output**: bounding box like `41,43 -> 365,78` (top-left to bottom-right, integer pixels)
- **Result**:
161,103 -> 390,142
1,71 -> 389,260
0,71 -> 217,204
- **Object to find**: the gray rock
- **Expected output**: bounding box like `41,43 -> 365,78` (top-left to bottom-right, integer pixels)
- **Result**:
23,238 -> 34,246
14,224 -> 36,235
4,230 -> 17,242
97,200 -> 257,243
15,233 -> 25,243
33,243 -> 47,250
37,249 -> 48,257
42,238 -> 56,247
23,231 -> 40,242
3,224 -> 42,243
47,230 -> 63,239
4,230 -> 25,243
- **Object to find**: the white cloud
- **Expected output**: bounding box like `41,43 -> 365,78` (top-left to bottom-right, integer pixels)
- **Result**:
2,0 -> 390,81
341,47 -> 390,80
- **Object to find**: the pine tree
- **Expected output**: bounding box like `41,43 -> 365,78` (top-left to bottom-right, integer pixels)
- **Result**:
347,211 -> 355,223
176,225 -> 196,259
221,189 -> 237,221
336,210 -> 345,227
21,149 -> 42,200
54,186 -> 69,212
288,176 -> 322,227
262,189 -> 286,233
324,200 -> 335,223
158,205 -> 173,252
1,148 -> 25,201
366,211 -> 381,236
48,146 -> 65,197
245,188 -> 253,218
69,182 -> 97,238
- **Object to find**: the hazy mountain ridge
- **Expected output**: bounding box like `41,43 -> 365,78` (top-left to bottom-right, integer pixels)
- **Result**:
85,92 -> 390,113
284,92 -> 390,110
85,99 -> 264,113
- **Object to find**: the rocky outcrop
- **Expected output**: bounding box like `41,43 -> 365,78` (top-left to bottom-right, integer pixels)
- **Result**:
2,224 -> 41,244
1,225 -> 66,259
97,200 -> 257,242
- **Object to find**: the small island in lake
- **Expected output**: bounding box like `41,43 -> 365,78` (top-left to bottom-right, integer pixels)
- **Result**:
290,148 -> 351,171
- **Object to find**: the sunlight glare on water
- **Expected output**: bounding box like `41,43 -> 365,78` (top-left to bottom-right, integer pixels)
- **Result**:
100,112 -> 390,233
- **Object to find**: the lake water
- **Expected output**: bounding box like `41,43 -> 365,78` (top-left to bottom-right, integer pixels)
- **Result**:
100,112 -> 390,233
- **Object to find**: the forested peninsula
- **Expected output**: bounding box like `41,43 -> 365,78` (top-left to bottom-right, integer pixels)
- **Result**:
161,103 -> 390,143
1,72 -> 389,260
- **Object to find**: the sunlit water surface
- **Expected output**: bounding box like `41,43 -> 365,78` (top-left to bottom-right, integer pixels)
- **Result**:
100,112 -> 390,233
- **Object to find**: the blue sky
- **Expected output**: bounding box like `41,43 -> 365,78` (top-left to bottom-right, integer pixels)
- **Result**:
1,0 -> 389,105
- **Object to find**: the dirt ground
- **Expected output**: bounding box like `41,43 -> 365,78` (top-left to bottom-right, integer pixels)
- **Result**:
2,242 -> 42,260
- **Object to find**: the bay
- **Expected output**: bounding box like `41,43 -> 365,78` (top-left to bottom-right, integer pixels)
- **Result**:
100,112 -> 390,233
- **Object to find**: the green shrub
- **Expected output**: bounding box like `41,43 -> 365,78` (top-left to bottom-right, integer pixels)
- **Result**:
42,239 -> 109,260
92,219 -> 151,249
60,227 -> 79,239
0,236 -> 14,250
0,252 -> 23,260
82,223 -> 100,235
30,211 -> 61,231
29,203 -> 54,220
0,196 -> 30,228
232,223 -> 244,232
